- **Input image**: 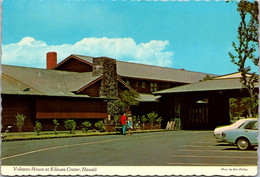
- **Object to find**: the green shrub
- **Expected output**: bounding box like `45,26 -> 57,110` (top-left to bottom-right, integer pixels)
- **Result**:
141,115 -> 147,129
114,115 -> 120,126
132,116 -> 137,125
94,121 -> 106,132
53,119 -> 59,135
156,117 -> 163,125
34,121 -> 43,136
147,112 -> 161,129
64,119 -> 76,134
81,121 -> 92,133
15,113 -> 26,133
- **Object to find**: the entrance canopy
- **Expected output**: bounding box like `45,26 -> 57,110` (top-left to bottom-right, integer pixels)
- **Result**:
153,73 -> 259,130
153,78 -> 259,95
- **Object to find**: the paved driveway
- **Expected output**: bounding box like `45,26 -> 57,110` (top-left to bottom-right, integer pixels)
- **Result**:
1,131 -> 257,166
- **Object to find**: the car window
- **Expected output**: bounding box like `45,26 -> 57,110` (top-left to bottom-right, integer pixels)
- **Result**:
252,122 -> 258,130
244,121 -> 258,130
238,122 -> 245,128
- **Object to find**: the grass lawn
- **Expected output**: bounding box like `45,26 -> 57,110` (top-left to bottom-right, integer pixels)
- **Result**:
2,129 -> 167,141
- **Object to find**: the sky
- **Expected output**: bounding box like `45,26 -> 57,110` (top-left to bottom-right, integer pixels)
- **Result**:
1,0 -> 258,75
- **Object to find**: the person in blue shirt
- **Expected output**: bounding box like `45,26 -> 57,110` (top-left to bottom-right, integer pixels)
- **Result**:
127,115 -> 133,135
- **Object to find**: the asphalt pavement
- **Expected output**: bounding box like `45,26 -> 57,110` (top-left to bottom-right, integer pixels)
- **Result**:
1,131 -> 257,166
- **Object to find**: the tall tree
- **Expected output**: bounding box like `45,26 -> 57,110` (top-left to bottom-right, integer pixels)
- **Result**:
116,90 -> 139,114
228,0 -> 259,117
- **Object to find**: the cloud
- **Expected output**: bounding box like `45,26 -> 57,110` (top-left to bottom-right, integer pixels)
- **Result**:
2,37 -> 174,68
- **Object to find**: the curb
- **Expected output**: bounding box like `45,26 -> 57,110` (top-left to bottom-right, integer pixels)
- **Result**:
2,129 -> 170,142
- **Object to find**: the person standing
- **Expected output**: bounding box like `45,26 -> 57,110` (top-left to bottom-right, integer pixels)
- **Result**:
121,113 -> 127,135
127,115 -> 133,135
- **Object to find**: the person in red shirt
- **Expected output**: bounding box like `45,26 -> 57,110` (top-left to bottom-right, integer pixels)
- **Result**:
121,113 -> 127,135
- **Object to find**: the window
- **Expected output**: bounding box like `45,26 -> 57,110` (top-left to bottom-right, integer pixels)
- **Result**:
154,82 -> 158,91
150,82 -> 158,92
245,121 -> 258,130
135,81 -> 139,88
142,82 -> 146,89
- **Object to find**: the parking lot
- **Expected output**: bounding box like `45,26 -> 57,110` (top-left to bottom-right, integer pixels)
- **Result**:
1,131 -> 257,166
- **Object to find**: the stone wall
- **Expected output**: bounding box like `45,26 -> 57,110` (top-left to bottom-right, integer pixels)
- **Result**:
93,57 -> 119,117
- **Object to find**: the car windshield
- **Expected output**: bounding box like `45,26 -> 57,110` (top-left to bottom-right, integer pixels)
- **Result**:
230,119 -> 247,128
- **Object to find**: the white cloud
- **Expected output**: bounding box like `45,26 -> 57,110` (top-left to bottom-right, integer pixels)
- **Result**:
2,37 -> 174,68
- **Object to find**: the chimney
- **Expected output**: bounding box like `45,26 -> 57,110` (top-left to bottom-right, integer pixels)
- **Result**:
93,57 -> 118,98
46,52 -> 57,69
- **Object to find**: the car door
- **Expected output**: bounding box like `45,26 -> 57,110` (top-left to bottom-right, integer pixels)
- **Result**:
243,121 -> 258,145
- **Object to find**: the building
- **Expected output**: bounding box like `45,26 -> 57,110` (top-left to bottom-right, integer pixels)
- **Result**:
154,73 -> 259,129
1,52 -> 217,132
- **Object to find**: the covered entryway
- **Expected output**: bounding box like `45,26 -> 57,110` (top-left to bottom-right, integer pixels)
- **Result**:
154,76 -> 258,130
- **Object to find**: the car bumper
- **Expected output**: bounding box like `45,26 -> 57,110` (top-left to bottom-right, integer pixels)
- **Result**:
222,138 -> 227,142
214,134 -> 222,139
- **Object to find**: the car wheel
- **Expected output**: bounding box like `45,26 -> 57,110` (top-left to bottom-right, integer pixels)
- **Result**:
237,138 -> 251,150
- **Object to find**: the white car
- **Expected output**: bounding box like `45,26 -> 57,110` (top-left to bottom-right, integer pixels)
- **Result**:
213,118 -> 256,139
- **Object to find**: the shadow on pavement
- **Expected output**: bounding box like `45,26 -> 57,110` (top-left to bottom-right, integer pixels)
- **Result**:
222,147 -> 257,151
214,143 -> 231,146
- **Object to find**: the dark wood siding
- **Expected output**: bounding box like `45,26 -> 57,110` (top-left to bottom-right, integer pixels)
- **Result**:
36,97 -> 107,119
2,94 -> 107,132
121,77 -> 184,94
79,80 -> 102,97
1,95 -> 36,132
55,58 -> 93,72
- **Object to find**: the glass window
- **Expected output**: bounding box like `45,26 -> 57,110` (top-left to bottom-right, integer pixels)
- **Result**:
245,121 -> 257,129
142,82 -> 146,89
154,82 -> 158,91
150,82 -> 154,92
135,81 -> 138,88
150,82 -> 158,92
252,122 -> 258,130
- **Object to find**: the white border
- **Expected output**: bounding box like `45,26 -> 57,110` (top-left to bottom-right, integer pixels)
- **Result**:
1,166 -> 258,176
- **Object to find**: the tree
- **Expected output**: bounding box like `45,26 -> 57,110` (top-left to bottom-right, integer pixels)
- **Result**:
202,74 -> 213,81
34,121 -> 43,136
116,90 -> 140,113
81,121 -> 92,133
64,119 -> 76,134
15,113 -> 26,133
230,97 -> 258,119
94,121 -> 106,132
228,0 -> 259,117
53,119 -> 59,135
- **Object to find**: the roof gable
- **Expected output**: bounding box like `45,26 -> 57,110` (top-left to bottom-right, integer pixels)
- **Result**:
213,72 -> 252,80
52,55 -> 93,72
